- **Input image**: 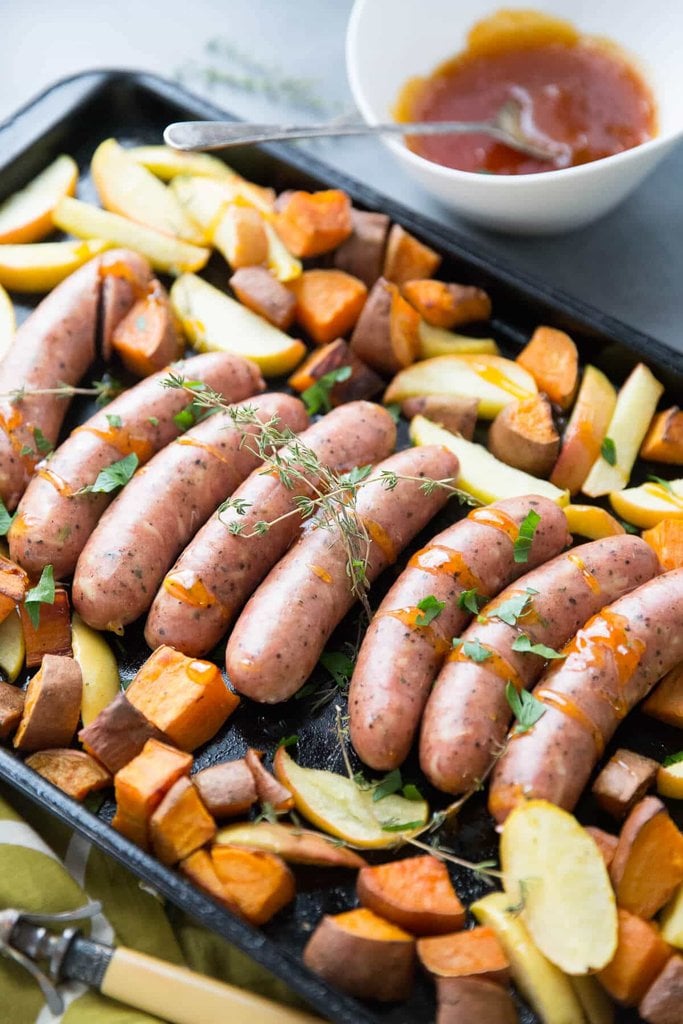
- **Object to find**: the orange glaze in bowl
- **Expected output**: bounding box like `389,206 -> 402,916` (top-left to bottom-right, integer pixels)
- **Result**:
395,8 -> 656,175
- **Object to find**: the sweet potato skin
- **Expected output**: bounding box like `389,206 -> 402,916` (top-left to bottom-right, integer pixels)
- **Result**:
287,338 -> 383,405
13,655 -> 82,752
643,664 -> 683,729
229,266 -> 296,330
639,954 -> 683,1024
383,224 -> 441,284
516,326 -> 579,410
332,209 -> 390,288
192,759 -> 258,818
79,692 -> 168,775
303,909 -> 416,1002
436,977 -> 518,1024
150,776 -> 217,864
597,909 -> 671,1006
0,555 -> 28,625
592,749 -> 659,820
0,682 -> 24,740
417,927 -> 510,985
640,406 -> 683,464
350,277 -> 420,376
400,395 -> 478,439
25,748 -> 111,800
585,826 -> 619,868
111,280 -> 182,377
210,845 -> 295,925
610,797 -> 683,918
245,749 -> 294,811
488,394 -> 560,477
357,855 -> 465,935
401,279 -> 491,329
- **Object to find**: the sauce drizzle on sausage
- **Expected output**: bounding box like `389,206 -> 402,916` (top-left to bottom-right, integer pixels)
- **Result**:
37,468 -> 74,497
534,687 -> 605,754
567,553 -> 602,595
74,424 -> 154,462
448,641 -> 524,690
164,570 -> 223,611
573,608 -> 646,686
175,437 -> 233,465
408,544 -> 483,591
309,564 -> 333,584
468,506 -> 521,543
380,607 -> 451,655
362,516 -> 397,564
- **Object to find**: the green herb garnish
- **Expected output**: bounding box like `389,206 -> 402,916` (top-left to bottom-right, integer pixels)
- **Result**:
106,414 -> 122,429
276,735 -> 298,749
415,595 -> 445,626
663,751 -> 683,767
647,475 -> 673,493
490,588 -> 538,626
0,499 -> 14,536
601,437 -> 617,466
458,587 -> 485,615
511,634 -> 566,660
505,682 -> 545,734
301,366 -> 352,415
452,637 -> 492,662
33,428 -> 52,456
372,769 -> 403,803
513,509 -> 541,564
24,565 -> 55,629
80,454 -> 139,495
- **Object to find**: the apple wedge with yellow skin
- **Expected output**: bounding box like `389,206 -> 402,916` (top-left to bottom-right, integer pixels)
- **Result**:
550,365 -> 617,495
128,145 -> 239,182
53,198 -> 210,275
660,883 -> 683,949
409,415 -> 568,506
385,353 -> 536,419
171,273 -> 306,377
91,139 -> 206,245
501,800 -> 617,974
0,239 -> 110,293
418,320 -> 499,359
214,821 -> 367,868
563,504 -> 625,540
610,478 -> 683,529
263,220 -> 302,283
0,609 -> 25,683
71,613 -> 121,727
0,285 -> 15,360
273,747 -> 429,849
0,154 -> 78,244
582,363 -> 664,497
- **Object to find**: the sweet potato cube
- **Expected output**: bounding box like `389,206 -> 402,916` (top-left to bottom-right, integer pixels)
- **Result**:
610,797 -> 683,918
274,189 -> 352,258
25,748 -> 111,801
640,406 -> 683,464
303,907 -> 415,1002
0,556 -> 28,625
597,909 -> 671,1006
0,682 -> 24,740
20,588 -> 72,668
643,664 -> 683,729
592,748 -> 659,819
643,520 -> 683,572
585,826 -> 619,868
418,927 -> 510,985
401,279 -> 492,329
333,209 -> 390,288
214,204 -> 268,268
79,692 -> 167,774
112,738 -> 192,849
180,848 -> 241,913
436,977 -> 518,1024
150,776 -> 216,864
192,759 -> 257,818
229,266 -> 296,330
244,749 -> 294,811
111,280 -> 182,377
13,655 -> 82,752
210,845 -> 295,925
639,955 -> 683,1024
125,645 -> 238,751
358,855 -> 465,935
516,325 -> 579,410
350,276 -> 420,376
383,223 -> 441,284
287,337 -> 383,406
290,269 -> 367,345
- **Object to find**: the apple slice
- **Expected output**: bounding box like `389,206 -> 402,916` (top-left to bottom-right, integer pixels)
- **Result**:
418,320 -> 499,359
0,609 -> 25,683
385,354 -> 536,419
214,821 -> 367,868
91,139 -> 205,245
71,613 -> 121,727
0,239 -> 110,293
550,365 -> 617,495
129,145 -> 238,182
609,478 -> 683,529
53,198 -> 210,275
409,415 -> 568,505
582,363 -> 664,497
0,284 -> 15,360
263,220 -> 302,282
170,273 -> 305,377
660,882 -> 683,948
169,169 -> 274,220
0,154 -> 78,244
273,746 -> 429,849
563,504 -> 626,540
169,174 -> 231,234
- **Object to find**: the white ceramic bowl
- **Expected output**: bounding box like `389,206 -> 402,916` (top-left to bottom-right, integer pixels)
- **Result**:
346,0 -> 683,234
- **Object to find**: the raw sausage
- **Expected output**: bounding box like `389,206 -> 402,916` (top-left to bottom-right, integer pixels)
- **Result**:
488,568 -> 683,821
144,401 -> 397,657
0,250 -> 151,509
421,535 -> 660,795
349,496 -> 569,771
9,352 -> 264,580
226,445 -> 459,703
72,393 -> 307,632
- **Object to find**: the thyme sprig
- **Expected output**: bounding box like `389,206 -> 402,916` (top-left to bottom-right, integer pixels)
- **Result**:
1,377 -> 122,405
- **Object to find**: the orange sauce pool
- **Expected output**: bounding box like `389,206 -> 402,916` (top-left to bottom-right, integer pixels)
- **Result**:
395,9 -> 656,175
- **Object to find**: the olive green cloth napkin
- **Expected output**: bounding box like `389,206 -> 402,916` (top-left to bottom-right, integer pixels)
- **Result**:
0,787 -> 300,1024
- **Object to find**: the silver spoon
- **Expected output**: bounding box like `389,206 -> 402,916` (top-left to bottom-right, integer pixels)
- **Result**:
164,98 -> 570,163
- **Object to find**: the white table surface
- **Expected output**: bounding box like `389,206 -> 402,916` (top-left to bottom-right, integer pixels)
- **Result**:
2,0 -> 682,360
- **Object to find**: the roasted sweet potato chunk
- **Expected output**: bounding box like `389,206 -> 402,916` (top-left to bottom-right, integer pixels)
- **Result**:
0,556 -> 28,625
20,588 -> 72,668
357,855 -> 465,935
192,759 -> 258,818
245,749 -> 294,811
401,279 -> 491,329
332,209 -> 390,287
125,645 -> 239,751
274,189 -> 352,258
112,737 -> 192,849
25,748 -> 111,801
0,681 -> 24,740
488,394 -> 560,477
111,279 -> 182,377
290,269 -> 368,345
210,845 -> 295,925
150,776 -> 216,864
643,520 -> 683,572
79,692 -> 167,775
643,663 -> 683,729
639,955 -> 683,1024
610,797 -> 683,918
350,276 -> 420,376
180,848 -> 241,913
13,655 -> 82,752
640,406 -> 683,464
287,337 -> 383,406
597,909 -> 671,1006
400,395 -> 478,439
383,224 -> 441,284
229,266 -> 296,330
516,326 -> 579,410
592,749 -> 659,820
436,977 -> 518,1024
418,927 -> 510,985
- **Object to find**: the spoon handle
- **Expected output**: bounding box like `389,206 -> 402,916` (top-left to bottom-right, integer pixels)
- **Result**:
163,119 -> 495,152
